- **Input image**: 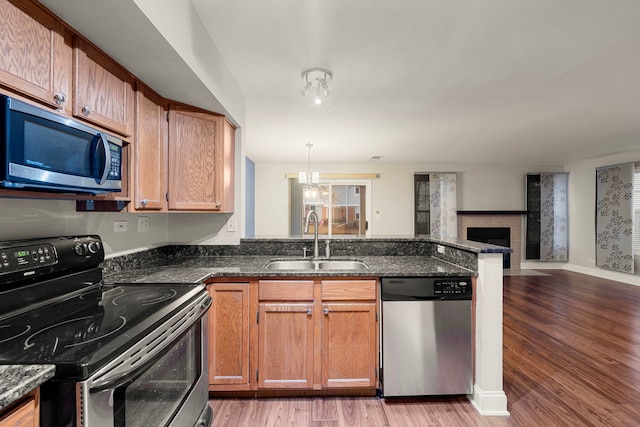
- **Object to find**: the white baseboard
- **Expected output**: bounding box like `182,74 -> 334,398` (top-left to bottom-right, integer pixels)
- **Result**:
519,262 -> 640,287
468,384 -> 509,416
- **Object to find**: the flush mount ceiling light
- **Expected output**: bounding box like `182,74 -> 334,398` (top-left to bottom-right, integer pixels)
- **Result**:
301,68 -> 332,105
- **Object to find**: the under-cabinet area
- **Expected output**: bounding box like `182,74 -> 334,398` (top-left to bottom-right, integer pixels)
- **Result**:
207,278 -> 378,395
0,0 -> 236,213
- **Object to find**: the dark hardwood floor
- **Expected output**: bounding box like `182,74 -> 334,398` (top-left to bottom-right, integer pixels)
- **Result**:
209,270 -> 640,426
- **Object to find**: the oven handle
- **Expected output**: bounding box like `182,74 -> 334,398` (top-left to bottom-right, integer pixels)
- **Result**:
89,295 -> 212,394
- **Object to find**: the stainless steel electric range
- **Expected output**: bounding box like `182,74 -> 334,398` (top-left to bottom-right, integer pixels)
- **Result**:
0,235 -> 212,427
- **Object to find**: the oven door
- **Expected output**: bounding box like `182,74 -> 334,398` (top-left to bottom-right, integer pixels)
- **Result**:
79,313 -> 211,427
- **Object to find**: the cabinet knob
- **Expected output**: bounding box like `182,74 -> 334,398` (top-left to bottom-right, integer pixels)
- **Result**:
324,308 -> 329,315
141,199 -> 148,206
53,92 -> 67,105
306,308 -> 312,315
82,105 -> 92,116
215,202 -> 221,208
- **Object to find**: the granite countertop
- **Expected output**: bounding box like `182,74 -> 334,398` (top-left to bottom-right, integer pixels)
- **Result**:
105,255 -> 474,284
0,364 -> 55,411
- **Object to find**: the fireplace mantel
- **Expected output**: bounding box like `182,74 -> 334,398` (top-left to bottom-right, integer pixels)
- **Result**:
457,210 -> 527,215
458,213 -> 523,271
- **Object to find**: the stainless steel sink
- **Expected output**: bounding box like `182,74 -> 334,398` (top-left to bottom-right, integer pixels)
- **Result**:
264,259 -> 368,271
316,260 -> 368,270
263,260 -> 315,270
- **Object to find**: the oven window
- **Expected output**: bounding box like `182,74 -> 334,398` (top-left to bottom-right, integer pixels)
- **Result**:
114,324 -> 201,427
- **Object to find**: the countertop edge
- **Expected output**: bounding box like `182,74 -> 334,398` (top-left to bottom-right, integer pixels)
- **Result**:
0,364 -> 55,411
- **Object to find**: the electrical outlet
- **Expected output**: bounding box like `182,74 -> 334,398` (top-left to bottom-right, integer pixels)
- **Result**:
114,220 -> 127,233
437,244 -> 445,254
227,218 -> 237,232
138,216 -> 149,232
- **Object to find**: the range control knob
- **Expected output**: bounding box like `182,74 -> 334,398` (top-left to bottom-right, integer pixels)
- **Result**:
88,241 -> 101,254
74,243 -> 86,256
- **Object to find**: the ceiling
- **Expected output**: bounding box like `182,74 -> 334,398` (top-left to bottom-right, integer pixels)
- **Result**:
39,0 -> 640,166
190,0 -> 640,165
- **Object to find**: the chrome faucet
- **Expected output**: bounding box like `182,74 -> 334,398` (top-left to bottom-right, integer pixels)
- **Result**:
304,210 -> 320,258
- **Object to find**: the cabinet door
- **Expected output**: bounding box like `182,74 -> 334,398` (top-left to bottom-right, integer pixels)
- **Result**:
258,303 -> 314,389
208,284 -> 250,387
133,83 -> 167,211
218,118 -> 236,213
321,302 -> 377,388
73,37 -> 133,137
167,108 -> 221,211
0,0 -> 71,113
0,388 -> 39,427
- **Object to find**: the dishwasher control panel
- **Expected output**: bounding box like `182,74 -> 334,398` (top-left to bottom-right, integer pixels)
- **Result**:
433,278 -> 472,296
381,277 -> 472,300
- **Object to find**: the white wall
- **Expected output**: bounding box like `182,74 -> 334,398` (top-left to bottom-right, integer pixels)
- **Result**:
254,161 -> 562,238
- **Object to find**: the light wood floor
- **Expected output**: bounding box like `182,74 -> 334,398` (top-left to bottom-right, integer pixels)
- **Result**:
209,270 -> 640,426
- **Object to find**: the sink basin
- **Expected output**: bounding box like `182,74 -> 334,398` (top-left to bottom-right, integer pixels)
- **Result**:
264,260 -> 315,270
316,260 -> 368,270
264,259 -> 368,271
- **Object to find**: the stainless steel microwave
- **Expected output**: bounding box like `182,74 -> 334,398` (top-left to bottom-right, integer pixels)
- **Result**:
0,95 -> 122,194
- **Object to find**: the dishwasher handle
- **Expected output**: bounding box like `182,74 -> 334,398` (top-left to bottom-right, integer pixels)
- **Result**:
382,294 -> 470,301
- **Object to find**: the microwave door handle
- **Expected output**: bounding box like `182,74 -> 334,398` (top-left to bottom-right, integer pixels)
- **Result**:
94,132 -> 111,184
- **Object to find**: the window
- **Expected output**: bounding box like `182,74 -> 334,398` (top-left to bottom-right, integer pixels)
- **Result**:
290,179 -> 371,237
414,174 -> 430,236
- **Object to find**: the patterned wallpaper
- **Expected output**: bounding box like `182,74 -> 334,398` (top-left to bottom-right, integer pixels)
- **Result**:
540,173 -> 568,261
429,173 -> 457,238
595,164 -> 634,274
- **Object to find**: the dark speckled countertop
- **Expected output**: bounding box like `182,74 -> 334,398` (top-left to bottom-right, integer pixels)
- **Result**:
102,237 -> 510,284
105,255 -> 475,284
0,365 -> 55,410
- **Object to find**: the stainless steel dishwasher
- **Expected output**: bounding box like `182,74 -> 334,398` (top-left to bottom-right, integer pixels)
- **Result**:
381,277 -> 473,397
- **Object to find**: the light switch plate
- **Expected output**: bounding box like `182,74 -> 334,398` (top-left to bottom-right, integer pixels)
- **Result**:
227,218 -> 237,232
138,217 -> 149,232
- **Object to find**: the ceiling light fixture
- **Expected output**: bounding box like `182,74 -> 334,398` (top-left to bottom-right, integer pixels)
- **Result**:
301,68 -> 332,105
298,142 -> 328,204
299,142 -> 320,185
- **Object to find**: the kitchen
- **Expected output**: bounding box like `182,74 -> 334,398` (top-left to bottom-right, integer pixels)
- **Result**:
1,0 -> 640,426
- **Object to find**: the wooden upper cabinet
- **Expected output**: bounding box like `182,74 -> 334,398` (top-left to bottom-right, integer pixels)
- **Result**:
73,37 -> 134,137
167,106 -> 235,212
0,0 -> 72,113
133,83 -> 167,211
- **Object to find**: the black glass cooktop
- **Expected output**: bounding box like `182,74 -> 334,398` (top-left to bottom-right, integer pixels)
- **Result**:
0,277 -> 204,379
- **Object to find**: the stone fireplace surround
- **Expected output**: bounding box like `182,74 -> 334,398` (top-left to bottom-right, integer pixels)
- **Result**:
457,211 -> 526,271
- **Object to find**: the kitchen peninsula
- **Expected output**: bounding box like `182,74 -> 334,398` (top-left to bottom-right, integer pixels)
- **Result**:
103,237 -> 509,416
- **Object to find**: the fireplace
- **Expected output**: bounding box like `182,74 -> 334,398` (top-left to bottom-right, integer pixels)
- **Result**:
467,227 -> 511,269
457,211 -> 525,271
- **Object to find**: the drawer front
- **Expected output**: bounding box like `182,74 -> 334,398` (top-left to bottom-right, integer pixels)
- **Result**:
258,280 -> 314,301
321,280 -> 376,300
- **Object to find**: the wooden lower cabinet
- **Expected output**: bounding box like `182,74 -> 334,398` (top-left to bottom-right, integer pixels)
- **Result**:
0,388 -> 39,427
255,279 -> 378,392
208,283 -> 251,390
258,302 -> 315,389
321,302 -> 377,388
208,278 -> 379,394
